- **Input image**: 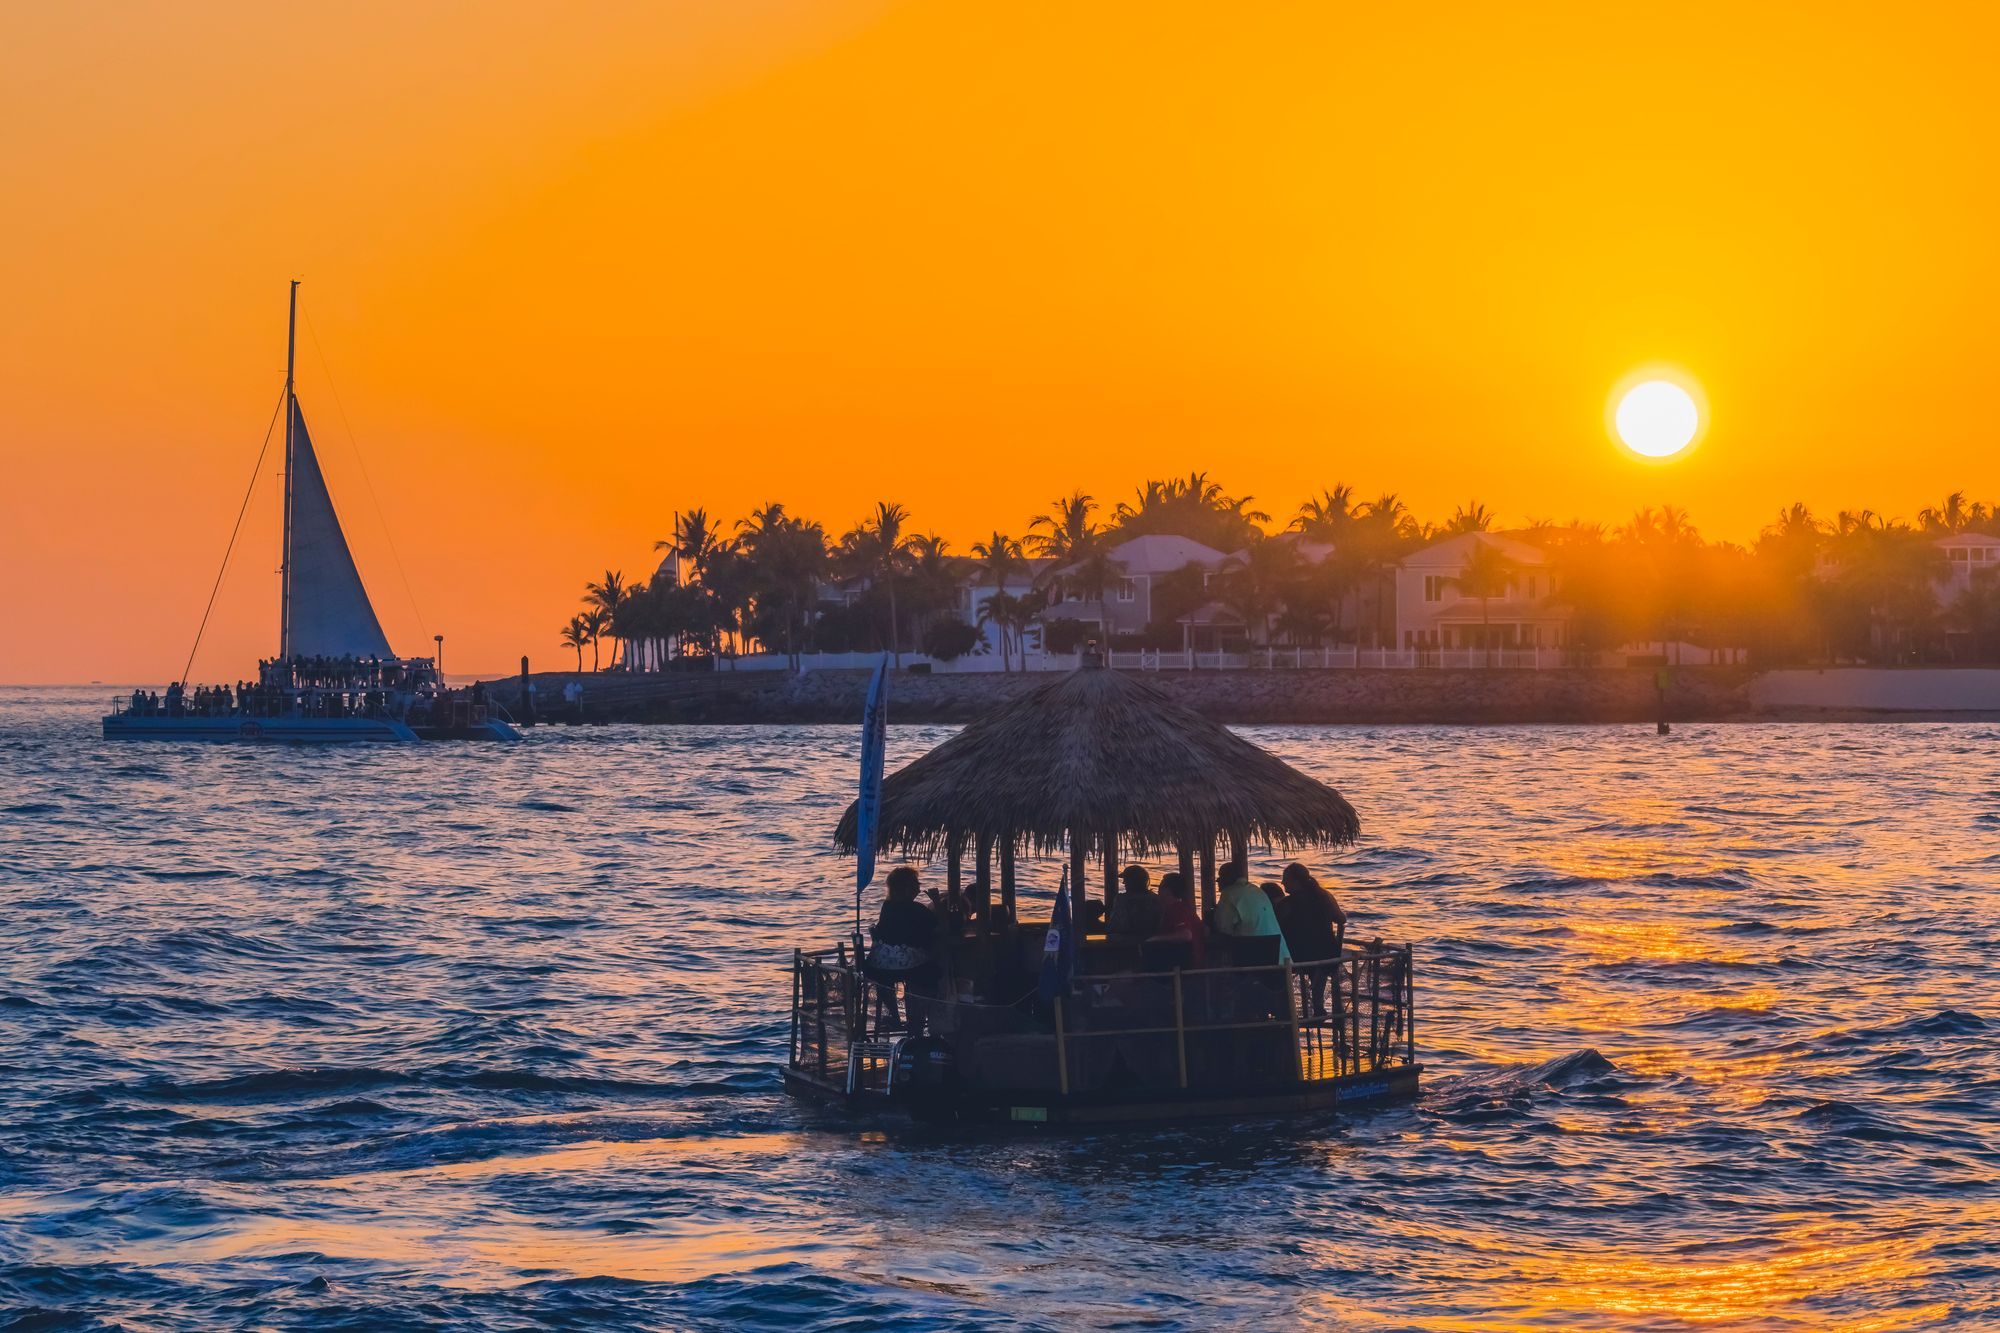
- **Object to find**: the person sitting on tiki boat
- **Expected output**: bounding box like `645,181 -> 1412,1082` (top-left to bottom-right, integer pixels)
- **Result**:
1106,864 -> 1162,938
867,865 -> 941,1028
1146,871 -> 1206,969
1214,861 -> 1291,964
927,876 -> 977,938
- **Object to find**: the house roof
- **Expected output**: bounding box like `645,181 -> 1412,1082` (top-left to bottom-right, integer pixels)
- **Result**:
1102,534 -> 1231,576
958,556 -> 1053,591
1230,533 -> 1337,566
1176,600 -> 1245,626
1936,533 -> 2000,550
1401,530 -> 1552,569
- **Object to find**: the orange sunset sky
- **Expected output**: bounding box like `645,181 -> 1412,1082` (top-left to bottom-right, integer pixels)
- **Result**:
3,2 -> 1997,683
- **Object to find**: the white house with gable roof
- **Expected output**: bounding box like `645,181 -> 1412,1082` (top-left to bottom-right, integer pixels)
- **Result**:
1040,534 -> 1232,640
1393,531 -> 1573,652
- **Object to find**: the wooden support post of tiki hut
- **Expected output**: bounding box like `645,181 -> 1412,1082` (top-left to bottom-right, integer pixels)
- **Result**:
947,834 -> 963,898
1177,840 -> 1195,892
1070,831 -> 1088,917
1199,840 -> 1217,916
1229,830 -> 1247,878
1102,837 -> 1118,915
999,836 -> 1016,917
975,831 -> 994,935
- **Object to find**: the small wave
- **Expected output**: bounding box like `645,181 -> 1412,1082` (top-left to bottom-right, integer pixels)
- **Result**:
1423,1048 -> 1623,1117
134,1067 -> 418,1102
1637,869 -> 1753,891
1794,1099 -> 1907,1141
1904,1009 -> 1988,1035
1532,1048 -> 1619,1086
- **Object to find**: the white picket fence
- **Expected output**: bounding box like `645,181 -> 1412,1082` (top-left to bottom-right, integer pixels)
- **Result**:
720,645 -> 1727,674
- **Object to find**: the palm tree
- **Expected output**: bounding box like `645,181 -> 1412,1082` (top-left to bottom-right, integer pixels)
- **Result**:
1951,568 -> 2000,662
1292,485 -> 1359,541
1448,538 -> 1516,666
1351,493 -> 1420,647
580,608 -> 610,671
978,590 -> 1021,672
1445,501 -> 1496,535
1825,516 -> 1947,661
584,570 -> 629,668
559,614 -> 590,672
1027,491 -> 1099,564
1215,538 -> 1302,655
1920,491 -> 1973,534
970,532 -> 1026,669
655,508 -> 726,584
738,503 -> 828,670
902,534 -> 962,642
839,501 -> 916,665
1111,472 -> 1269,549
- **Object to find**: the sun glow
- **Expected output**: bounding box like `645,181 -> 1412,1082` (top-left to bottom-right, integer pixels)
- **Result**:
1614,379 -> 1702,459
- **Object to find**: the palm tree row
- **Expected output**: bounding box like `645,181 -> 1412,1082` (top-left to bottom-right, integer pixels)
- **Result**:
556,484 -> 2000,670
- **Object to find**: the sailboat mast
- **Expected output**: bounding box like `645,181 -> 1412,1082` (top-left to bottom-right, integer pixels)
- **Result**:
280,280 -> 298,661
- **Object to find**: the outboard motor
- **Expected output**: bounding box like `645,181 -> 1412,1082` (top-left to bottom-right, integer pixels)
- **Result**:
889,1035 -> 959,1122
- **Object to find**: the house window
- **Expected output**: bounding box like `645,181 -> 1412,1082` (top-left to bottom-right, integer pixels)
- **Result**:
1526,576 -> 1538,598
1116,578 -> 1137,603
1423,575 -> 1446,603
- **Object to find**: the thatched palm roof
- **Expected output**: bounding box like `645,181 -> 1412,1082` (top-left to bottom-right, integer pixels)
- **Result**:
834,664 -> 1359,858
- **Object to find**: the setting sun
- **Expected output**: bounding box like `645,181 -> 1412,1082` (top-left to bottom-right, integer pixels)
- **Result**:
1615,380 -> 1702,459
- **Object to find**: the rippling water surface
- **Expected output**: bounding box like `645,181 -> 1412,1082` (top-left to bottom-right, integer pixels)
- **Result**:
2,686 -> 1997,1329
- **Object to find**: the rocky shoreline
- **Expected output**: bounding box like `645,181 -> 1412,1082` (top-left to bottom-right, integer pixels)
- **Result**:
471,665 -> 1997,726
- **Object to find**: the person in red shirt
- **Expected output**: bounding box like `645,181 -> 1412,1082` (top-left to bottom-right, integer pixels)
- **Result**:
1151,871 -> 1207,969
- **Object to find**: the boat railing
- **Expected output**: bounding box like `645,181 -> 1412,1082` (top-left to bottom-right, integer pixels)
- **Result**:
788,939 -> 1415,1101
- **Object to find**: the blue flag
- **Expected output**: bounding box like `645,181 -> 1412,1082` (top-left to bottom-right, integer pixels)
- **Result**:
1038,870 -> 1075,1003
854,655 -> 890,914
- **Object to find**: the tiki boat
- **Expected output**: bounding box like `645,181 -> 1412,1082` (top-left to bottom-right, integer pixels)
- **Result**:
785,658 -> 1420,1125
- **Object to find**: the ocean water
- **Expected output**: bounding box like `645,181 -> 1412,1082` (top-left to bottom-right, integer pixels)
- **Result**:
1,685 -> 1996,1330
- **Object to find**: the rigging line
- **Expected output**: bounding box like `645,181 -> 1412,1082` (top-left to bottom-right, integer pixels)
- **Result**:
182,387 -> 288,686
300,307 -> 431,645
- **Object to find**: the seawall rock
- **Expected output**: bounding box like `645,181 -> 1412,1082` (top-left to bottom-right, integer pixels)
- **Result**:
488,666 -> 1758,725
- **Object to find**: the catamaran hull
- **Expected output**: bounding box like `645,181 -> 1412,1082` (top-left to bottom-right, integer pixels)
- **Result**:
411,719 -> 524,742
101,715 -> 419,743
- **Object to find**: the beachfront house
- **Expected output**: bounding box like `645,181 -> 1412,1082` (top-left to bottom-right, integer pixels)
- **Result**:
1393,531 -> 1573,654
1037,534 -> 1232,645
1937,532 -> 2000,594
958,559 -> 1050,659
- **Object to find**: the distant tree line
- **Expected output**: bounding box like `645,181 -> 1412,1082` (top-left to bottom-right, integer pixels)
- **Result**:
556,477 -> 2000,670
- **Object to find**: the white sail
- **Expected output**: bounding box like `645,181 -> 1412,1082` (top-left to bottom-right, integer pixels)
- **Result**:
286,399 -> 393,659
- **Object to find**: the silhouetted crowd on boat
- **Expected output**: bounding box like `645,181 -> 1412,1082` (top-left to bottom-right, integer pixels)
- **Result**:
124,681 -> 246,718
257,654 -> 425,690
124,677 -> 403,720
864,858 -> 1349,1028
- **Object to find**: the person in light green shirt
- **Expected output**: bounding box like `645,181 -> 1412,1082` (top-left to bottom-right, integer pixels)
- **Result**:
1214,861 -> 1291,963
